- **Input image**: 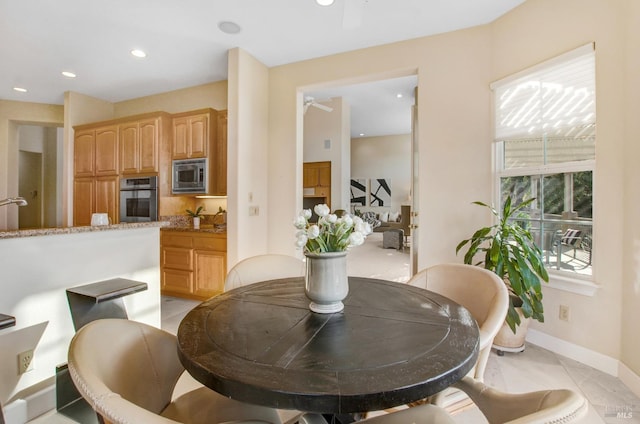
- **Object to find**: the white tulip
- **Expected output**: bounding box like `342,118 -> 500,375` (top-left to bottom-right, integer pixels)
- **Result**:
302,209 -> 312,219
293,215 -> 307,229
295,234 -> 308,247
326,214 -> 337,224
348,231 -> 365,247
307,225 -> 320,239
341,215 -> 353,228
314,204 -> 330,217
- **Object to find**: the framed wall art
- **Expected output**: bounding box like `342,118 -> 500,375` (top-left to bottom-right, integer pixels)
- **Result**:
370,178 -> 391,207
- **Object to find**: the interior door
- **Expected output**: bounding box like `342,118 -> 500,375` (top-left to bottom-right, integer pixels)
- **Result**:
410,89 -> 419,276
18,150 -> 42,229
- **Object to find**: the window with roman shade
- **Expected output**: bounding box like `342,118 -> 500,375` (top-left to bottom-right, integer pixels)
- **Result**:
492,43 -> 595,279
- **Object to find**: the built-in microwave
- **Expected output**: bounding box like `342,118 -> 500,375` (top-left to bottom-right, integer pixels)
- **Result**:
172,158 -> 208,194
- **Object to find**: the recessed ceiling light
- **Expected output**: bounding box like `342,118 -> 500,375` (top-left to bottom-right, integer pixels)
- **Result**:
316,0 -> 335,5
359,133 -> 365,137
130,49 -> 147,58
218,21 -> 242,34
396,93 -> 403,98
13,87 -> 27,93
62,71 -> 77,78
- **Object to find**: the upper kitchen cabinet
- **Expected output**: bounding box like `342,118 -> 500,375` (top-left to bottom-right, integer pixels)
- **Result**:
303,161 -> 331,209
74,125 -> 118,177
120,113 -> 171,175
171,109 -> 216,160
213,110 -> 228,196
171,108 -> 226,196
73,112 -> 172,225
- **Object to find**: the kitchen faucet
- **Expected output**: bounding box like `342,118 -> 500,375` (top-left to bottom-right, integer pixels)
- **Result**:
0,197 -> 28,207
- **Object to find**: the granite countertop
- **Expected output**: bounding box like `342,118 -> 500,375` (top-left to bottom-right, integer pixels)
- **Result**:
162,224 -> 227,234
0,221 -> 170,240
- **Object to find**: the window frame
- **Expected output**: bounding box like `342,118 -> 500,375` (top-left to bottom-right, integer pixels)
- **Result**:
491,44 -> 598,295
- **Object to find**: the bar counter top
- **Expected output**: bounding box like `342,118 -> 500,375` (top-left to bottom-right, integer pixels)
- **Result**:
0,221 -> 170,240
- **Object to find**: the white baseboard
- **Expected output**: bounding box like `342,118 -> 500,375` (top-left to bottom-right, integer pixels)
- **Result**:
4,383 -> 55,424
526,329 -> 619,376
619,362 -> 640,400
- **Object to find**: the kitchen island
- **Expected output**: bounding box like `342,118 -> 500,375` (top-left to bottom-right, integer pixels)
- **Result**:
0,222 -> 165,422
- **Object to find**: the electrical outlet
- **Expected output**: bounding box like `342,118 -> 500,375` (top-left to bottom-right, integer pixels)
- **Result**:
559,305 -> 570,322
18,349 -> 34,374
249,206 -> 259,216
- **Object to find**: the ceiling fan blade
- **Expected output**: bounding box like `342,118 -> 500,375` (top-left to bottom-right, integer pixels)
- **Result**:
343,0 -> 365,30
311,102 -> 333,112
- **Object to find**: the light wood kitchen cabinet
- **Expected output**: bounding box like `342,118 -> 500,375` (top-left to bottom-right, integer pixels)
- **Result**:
94,176 -> 119,223
74,112 -> 172,224
95,126 -> 119,175
74,125 -> 118,177
73,178 -> 94,226
73,176 -> 119,226
303,161 -> 331,188
213,110 -> 228,196
303,161 -> 331,208
74,130 -> 95,177
120,117 -> 161,175
170,108 -> 226,196
161,230 -> 227,300
171,110 -> 214,160
73,124 -> 119,225
194,250 -> 226,298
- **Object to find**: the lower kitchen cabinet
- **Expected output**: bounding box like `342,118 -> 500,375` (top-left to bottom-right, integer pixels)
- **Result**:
161,230 -> 226,300
73,175 -> 119,226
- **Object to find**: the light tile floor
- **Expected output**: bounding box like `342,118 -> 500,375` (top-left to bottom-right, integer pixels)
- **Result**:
29,233 -> 640,423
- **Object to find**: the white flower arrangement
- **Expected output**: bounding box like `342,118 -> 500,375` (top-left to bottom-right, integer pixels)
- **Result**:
294,204 -> 372,253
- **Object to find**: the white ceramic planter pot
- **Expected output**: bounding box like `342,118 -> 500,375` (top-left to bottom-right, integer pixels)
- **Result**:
193,217 -> 200,229
304,251 -> 349,314
493,307 -> 530,354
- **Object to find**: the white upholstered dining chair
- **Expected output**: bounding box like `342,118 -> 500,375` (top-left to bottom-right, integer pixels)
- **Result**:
407,263 -> 509,382
407,263 -> 509,408
299,376 -> 588,424
224,254 -> 306,291
68,318 -> 283,424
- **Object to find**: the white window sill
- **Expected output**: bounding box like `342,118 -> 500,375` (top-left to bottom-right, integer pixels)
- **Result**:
546,271 -> 598,296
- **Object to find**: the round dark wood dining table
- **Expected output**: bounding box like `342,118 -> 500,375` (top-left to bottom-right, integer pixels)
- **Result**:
177,277 -> 479,416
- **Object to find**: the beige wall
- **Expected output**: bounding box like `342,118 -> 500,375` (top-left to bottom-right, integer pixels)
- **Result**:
351,134 -> 411,213
227,48 -> 270,267
260,0 -> 640,379
622,0 -> 640,377
113,81 -> 227,117
491,0 -> 629,364
268,27 -> 492,268
303,97 -> 351,210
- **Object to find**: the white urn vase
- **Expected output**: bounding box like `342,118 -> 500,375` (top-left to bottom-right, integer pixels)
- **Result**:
304,251 -> 349,314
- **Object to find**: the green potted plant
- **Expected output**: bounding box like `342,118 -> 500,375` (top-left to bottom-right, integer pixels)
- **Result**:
186,206 -> 204,229
456,196 -> 549,352
213,206 -> 226,227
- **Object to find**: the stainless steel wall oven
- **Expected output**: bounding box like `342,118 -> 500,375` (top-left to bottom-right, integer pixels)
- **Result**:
119,176 -> 158,222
